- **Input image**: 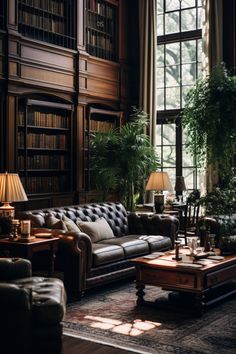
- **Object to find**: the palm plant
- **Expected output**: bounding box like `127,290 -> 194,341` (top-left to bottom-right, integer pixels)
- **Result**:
90,108 -> 159,211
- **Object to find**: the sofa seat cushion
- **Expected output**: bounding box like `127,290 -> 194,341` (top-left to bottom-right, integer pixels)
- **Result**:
92,243 -> 125,267
13,277 -> 66,325
138,235 -> 172,252
102,235 -> 149,258
77,217 -> 115,243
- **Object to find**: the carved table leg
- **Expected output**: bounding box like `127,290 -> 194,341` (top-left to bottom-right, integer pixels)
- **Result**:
136,282 -> 145,306
194,294 -> 205,317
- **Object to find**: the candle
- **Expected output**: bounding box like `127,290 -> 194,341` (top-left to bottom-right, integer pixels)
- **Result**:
20,220 -> 31,238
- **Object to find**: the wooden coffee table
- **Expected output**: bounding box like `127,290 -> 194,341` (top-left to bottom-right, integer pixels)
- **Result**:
131,249 -> 236,315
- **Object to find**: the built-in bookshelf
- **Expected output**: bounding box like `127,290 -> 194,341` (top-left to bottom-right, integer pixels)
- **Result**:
85,0 -> 118,61
83,106 -> 122,190
18,0 -> 76,49
18,99 -> 73,195
0,0 -> 6,30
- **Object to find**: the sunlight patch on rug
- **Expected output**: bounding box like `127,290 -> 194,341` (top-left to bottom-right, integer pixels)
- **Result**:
84,315 -> 161,336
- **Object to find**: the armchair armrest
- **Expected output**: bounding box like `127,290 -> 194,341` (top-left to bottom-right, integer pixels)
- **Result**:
0,258 -> 32,281
128,213 -> 179,246
0,283 -> 31,309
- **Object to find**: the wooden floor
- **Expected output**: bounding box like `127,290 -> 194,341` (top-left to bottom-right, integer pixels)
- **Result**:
62,335 -> 136,354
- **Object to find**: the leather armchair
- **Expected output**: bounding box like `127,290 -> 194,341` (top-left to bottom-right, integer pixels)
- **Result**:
0,258 -> 66,354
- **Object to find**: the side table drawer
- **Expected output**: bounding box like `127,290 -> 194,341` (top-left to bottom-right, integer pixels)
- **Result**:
139,268 -> 196,289
206,264 -> 236,287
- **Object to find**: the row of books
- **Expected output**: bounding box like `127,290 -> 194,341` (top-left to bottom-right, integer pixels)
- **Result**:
21,175 -> 69,194
90,119 -> 116,132
86,29 -> 114,53
86,0 -> 114,19
86,44 -> 116,61
87,12 -> 113,33
18,110 -> 69,129
18,132 -> 67,149
19,0 -> 64,16
18,154 -> 69,170
19,10 -> 65,34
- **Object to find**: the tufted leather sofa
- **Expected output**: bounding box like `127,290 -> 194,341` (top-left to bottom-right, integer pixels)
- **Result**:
0,257 -> 66,354
20,202 -> 179,298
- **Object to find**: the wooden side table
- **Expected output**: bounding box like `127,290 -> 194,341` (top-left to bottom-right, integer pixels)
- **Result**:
0,237 -> 59,277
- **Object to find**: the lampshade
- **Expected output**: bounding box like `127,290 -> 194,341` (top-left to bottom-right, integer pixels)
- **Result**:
0,172 -> 28,217
175,176 -> 186,192
145,171 -> 173,191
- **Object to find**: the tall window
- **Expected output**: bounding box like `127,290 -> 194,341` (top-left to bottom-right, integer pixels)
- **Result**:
156,0 -> 203,191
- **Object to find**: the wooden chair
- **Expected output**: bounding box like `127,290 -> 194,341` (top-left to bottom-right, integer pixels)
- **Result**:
177,193 -> 201,245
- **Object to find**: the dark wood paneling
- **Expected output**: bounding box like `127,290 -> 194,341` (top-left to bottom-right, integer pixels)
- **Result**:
223,0 -> 236,74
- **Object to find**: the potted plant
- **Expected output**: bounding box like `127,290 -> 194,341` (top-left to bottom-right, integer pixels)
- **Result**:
182,63 -> 236,185
90,107 -> 159,211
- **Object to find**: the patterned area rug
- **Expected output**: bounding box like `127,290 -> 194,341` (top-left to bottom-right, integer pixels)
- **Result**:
63,281 -> 236,354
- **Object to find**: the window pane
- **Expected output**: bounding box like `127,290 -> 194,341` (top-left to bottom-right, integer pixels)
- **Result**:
156,125 -> 162,145
181,8 -> 196,32
163,168 -> 175,188
165,11 -> 179,34
157,14 -> 164,36
197,62 -> 202,76
182,40 -> 196,63
197,6 -> 202,28
157,67 -> 165,87
156,147 -> 162,160
181,0 -> 196,9
183,148 -> 194,167
182,85 -> 193,105
157,89 -> 165,110
182,63 -> 196,84
157,0 -> 164,13
197,39 -> 202,62
163,124 -> 176,144
166,87 -> 180,108
157,44 -> 164,65
166,65 -> 180,86
163,146 -> 176,167
183,168 -> 194,190
165,0 -> 180,12
166,42 -> 180,65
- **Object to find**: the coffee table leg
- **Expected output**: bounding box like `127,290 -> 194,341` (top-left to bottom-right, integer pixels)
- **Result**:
136,282 -> 145,306
194,294 -> 205,317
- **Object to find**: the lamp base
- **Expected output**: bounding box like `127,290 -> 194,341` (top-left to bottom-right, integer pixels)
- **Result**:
0,203 -> 15,218
154,194 -> 164,214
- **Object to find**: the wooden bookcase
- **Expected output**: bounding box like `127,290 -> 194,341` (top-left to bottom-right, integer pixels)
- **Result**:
18,0 -> 76,49
83,106 -> 122,191
17,99 -> 73,195
85,0 -> 118,61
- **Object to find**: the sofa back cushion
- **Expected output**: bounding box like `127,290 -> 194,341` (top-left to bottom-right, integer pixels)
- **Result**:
19,202 -> 129,237
45,214 -> 67,230
77,217 -> 115,243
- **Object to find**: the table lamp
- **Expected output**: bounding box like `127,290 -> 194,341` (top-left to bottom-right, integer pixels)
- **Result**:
175,176 -> 186,202
0,172 -> 28,218
145,171 -> 173,213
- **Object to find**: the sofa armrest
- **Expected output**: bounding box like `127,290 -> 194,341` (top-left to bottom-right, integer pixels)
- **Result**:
128,213 -> 179,247
47,230 -> 92,295
0,258 -> 32,281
